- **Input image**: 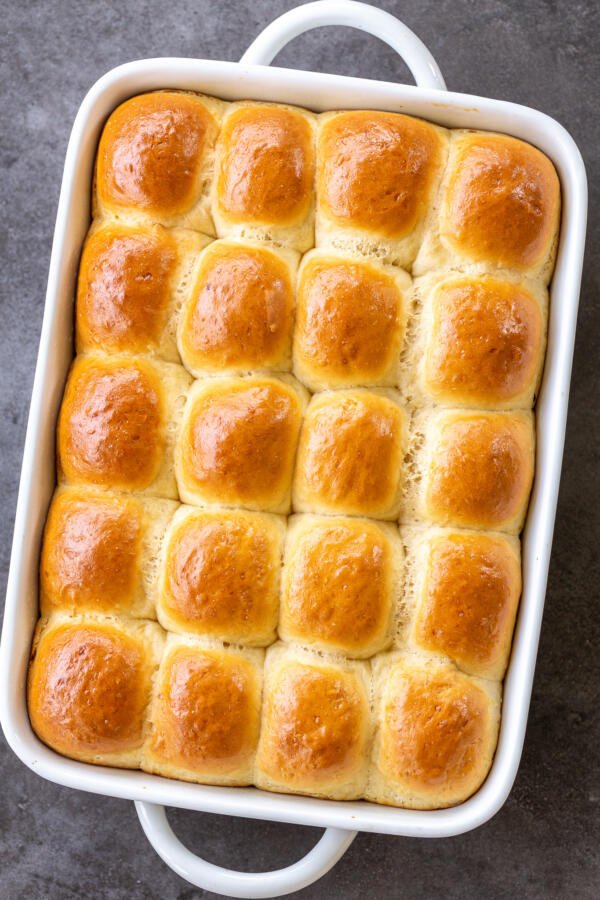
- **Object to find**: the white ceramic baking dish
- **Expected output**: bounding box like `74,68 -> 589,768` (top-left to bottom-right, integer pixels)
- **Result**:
0,2 -> 587,897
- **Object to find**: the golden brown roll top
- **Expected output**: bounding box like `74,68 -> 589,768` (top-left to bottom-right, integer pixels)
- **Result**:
293,250 -> 410,391
28,615 -> 164,767
178,239 -> 298,377
212,102 -> 317,251
280,515 -> 401,658
40,486 -> 176,619
316,110 -> 448,266
255,644 -> 371,799
367,654 -> 500,808
408,274 -> 546,409
143,636 -> 263,785
76,222 -> 209,361
176,374 -> 307,514
402,528 -> 522,680
406,409 -> 535,533
156,506 -> 285,645
414,131 -> 560,282
95,91 -> 222,231
293,389 -> 407,519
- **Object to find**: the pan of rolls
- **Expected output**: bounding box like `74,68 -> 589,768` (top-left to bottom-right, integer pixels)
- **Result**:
0,1 -> 587,895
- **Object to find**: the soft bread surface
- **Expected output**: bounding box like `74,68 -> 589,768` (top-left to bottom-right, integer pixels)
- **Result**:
255,644 -> 371,799
143,635 -> 262,785
157,506 -> 285,645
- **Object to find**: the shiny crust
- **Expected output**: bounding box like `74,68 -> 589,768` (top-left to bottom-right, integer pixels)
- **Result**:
293,250 -> 410,391
28,616 -> 163,766
95,91 -> 221,230
368,655 -> 500,808
178,240 -> 298,377
255,645 -> 370,799
293,389 -> 407,519
157,506 -> 284,645
143,637 -> 262,785
176,375 -> 307,513
280,515 -> 401,658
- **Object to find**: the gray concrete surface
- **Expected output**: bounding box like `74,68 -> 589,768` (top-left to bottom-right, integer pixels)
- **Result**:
1,1 -> 598,897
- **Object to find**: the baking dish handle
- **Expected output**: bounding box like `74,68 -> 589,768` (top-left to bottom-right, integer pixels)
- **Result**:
240,0 -> 446,90
135,801 -> 357,898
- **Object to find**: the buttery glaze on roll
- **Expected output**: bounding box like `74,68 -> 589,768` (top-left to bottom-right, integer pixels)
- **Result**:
95,91 -> 223,232
255,644 -> 371,800
212,101 -> 317,251
157,506 -> 285,645
316,110 -> 448,266
40,486 -> 176,619
76,222 -> 209,361
142,636 -> 263,785
414,131 -> 561,282
367,653 -> 500,808
57,353 -> 191,498
176,374 -> 307,514
178,239 -> 298,377
280,515 -> 401,658
408,274 -> 547,409
293,250 -> 411,391
28,615 -> 164,767
293,389 -> 407,519
402,527 -> 522,680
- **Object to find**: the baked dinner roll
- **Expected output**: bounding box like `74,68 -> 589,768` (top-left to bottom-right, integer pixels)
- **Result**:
57,354 -> 191,498
405,274 -> 547,409
368,653 -> 500,808
293,389 -> 407,520
176,374 -> 307,514
401,527 -> 521,680
156,505 -> 285,645
405,410 -> 534,533
95,91 -> 223,232
40,486 -> 176,619
316,110 -> 447,266
414,131 -> 561,282
212,101 -> 316,252
143,635 -> 262,786
293,250 -> 411,391
178,239 -> 298,377
255,644 -> 370,800
76,221 -> 210,362
28,614 -> 164,767
280,515 -> 401,658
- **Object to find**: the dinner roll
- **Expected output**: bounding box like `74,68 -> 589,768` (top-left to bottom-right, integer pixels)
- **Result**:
156,505 -> 285,645
255,644 -> 371,800
367,653 -> 500,808
316,110 -> 448,266
176,374 -> 307,514
405,274 -> 547,409
28,614 -> 164,767
40,486 -> 176,619
401,527 -> 521,680
143,635 -> 262,786
280,515 -> 401,658
405,409 -> 534,533
57,354 -> 191,498
76,221 -> 209,361
293,389 -> 407,520
212,101 -> 316,251
414,131 -> 560,282
95,91 -> 223,232
178,239 -> 298,377
293,250 -> 411,391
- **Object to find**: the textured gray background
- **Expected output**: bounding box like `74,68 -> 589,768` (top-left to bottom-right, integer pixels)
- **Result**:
1,1 -> 599,897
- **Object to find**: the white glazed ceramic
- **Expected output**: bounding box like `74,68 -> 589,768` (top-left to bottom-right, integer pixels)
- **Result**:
0,2 -> 587,897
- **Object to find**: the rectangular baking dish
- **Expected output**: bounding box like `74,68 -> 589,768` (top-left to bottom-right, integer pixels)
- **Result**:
0,1 -> 587,896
